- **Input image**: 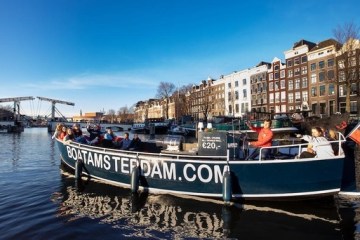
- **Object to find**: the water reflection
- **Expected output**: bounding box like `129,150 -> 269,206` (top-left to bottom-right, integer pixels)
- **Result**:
53,172 -> 343,239
336,196 -> 360,239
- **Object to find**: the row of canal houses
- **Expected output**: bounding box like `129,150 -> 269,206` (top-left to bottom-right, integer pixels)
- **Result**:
134,38 -> 360,123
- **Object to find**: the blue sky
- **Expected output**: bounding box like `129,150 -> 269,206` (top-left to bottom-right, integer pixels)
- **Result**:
0,0 -> 359,117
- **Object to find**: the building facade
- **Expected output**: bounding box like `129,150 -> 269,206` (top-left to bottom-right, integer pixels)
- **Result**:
284,40 -> 316,113
307,39 -> 341,116
250,62 -> 271,113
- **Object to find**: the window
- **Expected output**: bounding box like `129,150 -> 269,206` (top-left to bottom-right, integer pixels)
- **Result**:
243,78 -> 247,85
243,89 -> 247,98
339,85 -> 346,97
302,77 -> 308,88
294,57 -> 300,65
311,87 -> 317,97
235,104 -> 239,113
228,92 -> 232,100
295,79 -> 301,89
311,73 -> 317,83
329,84 -> 335,95
319,71 -> 325,82
301,56 -> 307,63
281,91 -> 286,102
269,82 -> 274,91
301,66 -> 307,75
339,71 -> 345,81
327,58 -> 334,67
228,83 -> 231,88
235,81 -> 238,87
288,70 -> 293,78
280,70 -> 285,78
312,103 -> 318,114
294,68 -> 300,76
287,60 -> 293,67
269,93 -> 274,103
295,92 -> 301,102
319,85 -> 326,96
327,70 -> 334,80
350,57 -> 356,67
262,94 -> 267,104
338,60 -> 345,69
350,101 -> 358,113
320,102 -> 326,114
339,102 -> 346,114
302,91 -> 308,102
319,61 -> 325,69
275,81 -> 279,90
269,73 -> 273,81
288,93 -> 294,103
228,105 -> 232,114
311,63 -> 316,71
351,83 -> 358,95
274,65 -> 280,70
274,72 -> 280,79
275,92 -> 280,103
235,91 -> 239,100
350,69 -> 357,80
280,80 -> 285,89
288,80 -> 293,90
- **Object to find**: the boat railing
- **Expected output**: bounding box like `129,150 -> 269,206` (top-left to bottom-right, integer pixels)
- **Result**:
66,141 -> 228,162
257,132 -> 347,161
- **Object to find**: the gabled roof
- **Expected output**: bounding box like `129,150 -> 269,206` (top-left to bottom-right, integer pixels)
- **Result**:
256,61 -> 271,67
293,39 -> 316,49
309,38 -> 342,52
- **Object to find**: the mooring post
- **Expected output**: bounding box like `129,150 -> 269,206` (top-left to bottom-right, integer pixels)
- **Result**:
222,151 -> 232,204
131,166 -> 140,193
222,170 -> 232,204
75,159 -> 83,179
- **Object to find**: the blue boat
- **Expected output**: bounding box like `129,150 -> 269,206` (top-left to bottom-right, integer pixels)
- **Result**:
56,130 -> 347,200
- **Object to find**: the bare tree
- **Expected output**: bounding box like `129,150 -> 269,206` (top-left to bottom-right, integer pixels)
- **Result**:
333,22 -> 360,113
156,82 -> 175,119
117,106 -> 129,123
106,109 -> 116,123
201,87 -> 212,122
174,84 -> 192,119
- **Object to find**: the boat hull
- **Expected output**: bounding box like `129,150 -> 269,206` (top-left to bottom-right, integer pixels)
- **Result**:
57,140 -> 344,200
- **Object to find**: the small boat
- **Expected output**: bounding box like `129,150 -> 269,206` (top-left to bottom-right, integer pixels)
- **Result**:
131,123 -> 146,133
144,118 -> 171,134
56,130 -> 348,201
167,125 -> 196,136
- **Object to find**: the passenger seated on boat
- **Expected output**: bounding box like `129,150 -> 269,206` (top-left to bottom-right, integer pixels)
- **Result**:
129,134 -> 142,151
72,123 -> 87,144
119,132 -> 132,150
245,119 -> 273,160
72,123 -> 83,138
52,123 -> 64,139
63,128 -> 75,142
327,129 -> 343,156
58,125 -> 67,140
86,123 -> 102,145
102,128 -> 117,148
297,126 -> 335,159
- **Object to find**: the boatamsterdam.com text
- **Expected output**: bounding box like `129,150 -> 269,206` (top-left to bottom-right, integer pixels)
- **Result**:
66,146 -> 228,184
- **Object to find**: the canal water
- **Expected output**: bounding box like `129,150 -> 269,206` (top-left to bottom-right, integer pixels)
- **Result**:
0,128 -> 359,239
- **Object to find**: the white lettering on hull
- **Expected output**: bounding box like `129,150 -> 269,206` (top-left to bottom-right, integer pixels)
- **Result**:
66,146 -> 226,184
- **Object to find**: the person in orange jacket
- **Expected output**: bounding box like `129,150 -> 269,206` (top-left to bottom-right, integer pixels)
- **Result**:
246,119 -> 274,160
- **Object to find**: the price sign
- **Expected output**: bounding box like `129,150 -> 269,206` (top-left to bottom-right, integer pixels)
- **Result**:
198,132 -> 227,156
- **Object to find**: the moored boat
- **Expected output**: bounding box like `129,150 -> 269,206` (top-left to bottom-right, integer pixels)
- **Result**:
56,131 -> 347,201
130,123 -> 146,133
